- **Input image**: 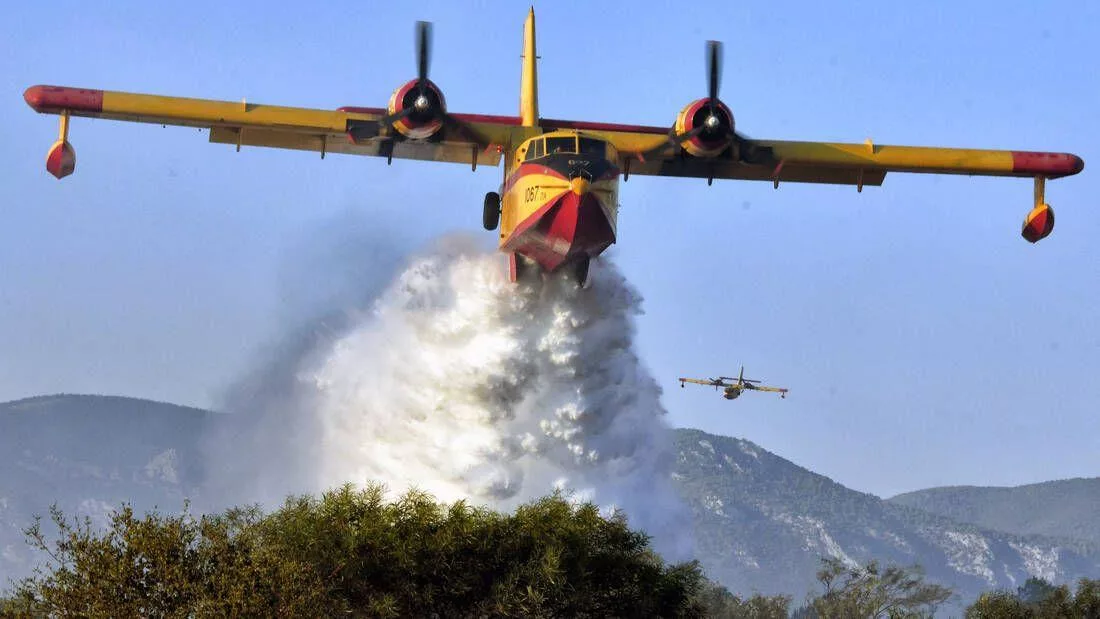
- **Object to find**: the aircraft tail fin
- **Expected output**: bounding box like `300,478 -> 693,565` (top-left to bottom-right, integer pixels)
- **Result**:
520,7 -> 539,127
738,365 -> 745,384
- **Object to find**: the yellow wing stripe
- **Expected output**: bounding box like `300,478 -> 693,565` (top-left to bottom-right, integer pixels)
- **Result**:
588,128 -> 1080,182
763,140 -> 1015,175
25,85 -> 364,132
24,84 -> 512,168
98,90 -> 356,132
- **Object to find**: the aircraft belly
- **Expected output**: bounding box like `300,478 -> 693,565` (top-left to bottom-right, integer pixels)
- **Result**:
502,185 -> 616,273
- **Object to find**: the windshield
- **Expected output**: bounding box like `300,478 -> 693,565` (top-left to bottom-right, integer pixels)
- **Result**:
524,139 -> 543,161
545,136 -> 576,155
578,137 -> 604,157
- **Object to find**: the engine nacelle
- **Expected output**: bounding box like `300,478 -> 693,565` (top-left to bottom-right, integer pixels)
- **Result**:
674,98 -> 735,158
387,79 -> 447,140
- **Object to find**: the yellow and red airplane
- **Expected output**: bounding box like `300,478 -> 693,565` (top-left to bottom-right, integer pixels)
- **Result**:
24,10 -> 1083,287
679,366 -> 789,400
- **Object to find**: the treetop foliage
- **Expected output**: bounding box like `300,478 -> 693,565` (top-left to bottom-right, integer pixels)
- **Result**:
3,483 -> 1099,619
1,484 -> 711,618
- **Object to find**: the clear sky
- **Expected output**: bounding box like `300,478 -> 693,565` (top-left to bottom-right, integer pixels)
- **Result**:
1,0 -> 1097,498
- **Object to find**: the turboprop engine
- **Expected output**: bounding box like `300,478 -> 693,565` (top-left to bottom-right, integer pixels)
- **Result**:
674,96 -> 735,158
660,40 -> 738,159
386,78 -> 447,139
376,21 -> 450,140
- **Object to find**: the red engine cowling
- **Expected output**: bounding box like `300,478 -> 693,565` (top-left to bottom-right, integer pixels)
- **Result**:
386,78 -> 447,139
674,98 -> 735,158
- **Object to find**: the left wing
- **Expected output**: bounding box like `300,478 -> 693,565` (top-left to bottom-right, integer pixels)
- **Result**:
747,385 -> 789,396
542,115 -> 1078,243
24,85 -> 525,178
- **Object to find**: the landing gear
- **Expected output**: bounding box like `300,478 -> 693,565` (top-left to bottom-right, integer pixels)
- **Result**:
483,192 -> 500,231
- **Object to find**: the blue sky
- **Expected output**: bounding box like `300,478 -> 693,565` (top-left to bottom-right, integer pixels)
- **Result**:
1,0 -> 1097,497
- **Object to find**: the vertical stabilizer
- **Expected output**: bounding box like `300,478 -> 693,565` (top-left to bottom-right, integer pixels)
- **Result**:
738,365 -> 745,384
520,7 -> 539,127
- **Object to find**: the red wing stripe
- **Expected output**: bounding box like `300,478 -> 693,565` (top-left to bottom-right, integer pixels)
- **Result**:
1011,151 -> 1084,178
24,85 -> 104,114
540,117 -> 668,135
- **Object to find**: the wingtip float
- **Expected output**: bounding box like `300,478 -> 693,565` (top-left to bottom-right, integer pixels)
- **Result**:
23,9 -> 1086,284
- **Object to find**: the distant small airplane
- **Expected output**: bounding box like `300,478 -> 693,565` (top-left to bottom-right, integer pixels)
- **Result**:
679,366 -> 788,400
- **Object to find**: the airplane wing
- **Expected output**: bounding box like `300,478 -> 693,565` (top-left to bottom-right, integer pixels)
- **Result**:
23,85 -> 525,177
748,385 -> 789,397
679,377 -> 721,388
539,118 -> 1083,189
25,85 -> 1083,187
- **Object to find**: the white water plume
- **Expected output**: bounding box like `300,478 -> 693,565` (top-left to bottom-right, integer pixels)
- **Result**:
207,233 -> 692,560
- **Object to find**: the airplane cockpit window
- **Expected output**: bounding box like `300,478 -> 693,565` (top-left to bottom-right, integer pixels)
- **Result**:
525,139 -> 544,161
578,137 -> 604,157
546,136 -> 576,155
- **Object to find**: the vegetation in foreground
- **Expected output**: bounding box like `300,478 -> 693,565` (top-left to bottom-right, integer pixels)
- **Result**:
0,484 -> 1097,618
2,484 -> 717,617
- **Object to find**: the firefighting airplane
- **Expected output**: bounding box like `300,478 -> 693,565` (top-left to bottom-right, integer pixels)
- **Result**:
680,367 -> 789,400
24,10 -> 1083,287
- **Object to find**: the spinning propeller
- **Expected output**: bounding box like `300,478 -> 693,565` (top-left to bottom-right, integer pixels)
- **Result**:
641,40 -> 733,159
376,20 -> 488,147
379,21 -> 436,126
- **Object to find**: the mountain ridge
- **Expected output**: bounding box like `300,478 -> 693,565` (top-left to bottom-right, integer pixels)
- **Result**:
887,478 -> 1100,546
1,393 -> 1097,609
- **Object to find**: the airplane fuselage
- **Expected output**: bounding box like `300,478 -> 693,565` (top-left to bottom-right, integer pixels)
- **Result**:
497,130 -> 620,282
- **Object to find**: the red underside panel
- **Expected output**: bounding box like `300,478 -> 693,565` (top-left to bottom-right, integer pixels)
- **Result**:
505,192 -> 615,273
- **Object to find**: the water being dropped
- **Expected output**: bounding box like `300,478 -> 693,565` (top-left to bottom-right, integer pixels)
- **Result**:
210,235 -> 693,560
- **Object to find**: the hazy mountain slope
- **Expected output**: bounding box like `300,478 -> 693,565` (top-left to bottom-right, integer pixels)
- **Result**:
0,394 -> 212,586
671,428 -> 1100,604
887,479 -> 1100,545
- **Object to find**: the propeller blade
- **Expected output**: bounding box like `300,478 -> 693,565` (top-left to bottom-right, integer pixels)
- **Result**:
416,21 -> 432,92
633,39 -> 725,161
637,125 -> 705,160
378,105 -> 417,127
706,40 -> 722,108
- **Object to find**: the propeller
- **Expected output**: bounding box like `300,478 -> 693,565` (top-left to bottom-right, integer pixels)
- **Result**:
374,21 -> 492,149
639,40 -> 729,159
379,21 -> 439,126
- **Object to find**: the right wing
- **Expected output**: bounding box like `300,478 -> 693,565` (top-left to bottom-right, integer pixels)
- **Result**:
679,377 -> 721,388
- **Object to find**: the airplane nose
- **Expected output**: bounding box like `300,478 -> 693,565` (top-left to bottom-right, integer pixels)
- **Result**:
570,177 -> 590,195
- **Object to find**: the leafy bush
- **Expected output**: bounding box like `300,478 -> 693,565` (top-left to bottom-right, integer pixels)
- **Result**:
2,484 -> 713,617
